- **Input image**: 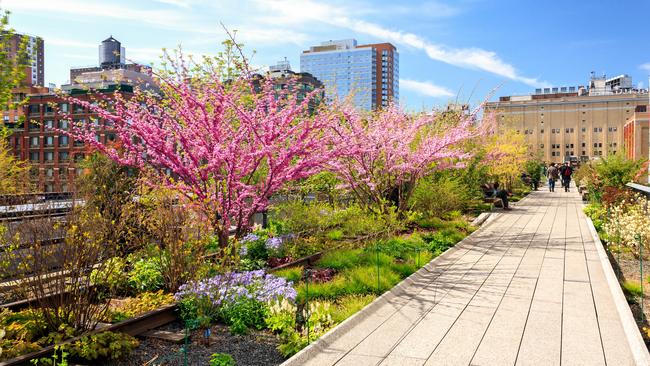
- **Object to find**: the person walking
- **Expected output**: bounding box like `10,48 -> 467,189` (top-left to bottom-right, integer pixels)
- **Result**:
547,163 -> 559,192
559,162 -> 573,192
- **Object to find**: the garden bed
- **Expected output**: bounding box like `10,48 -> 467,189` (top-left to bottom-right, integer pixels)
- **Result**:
605,249 -> 650,347
105,322 -> 284,366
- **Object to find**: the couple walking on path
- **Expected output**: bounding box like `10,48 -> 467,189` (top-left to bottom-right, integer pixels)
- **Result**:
546,162 -> 573,192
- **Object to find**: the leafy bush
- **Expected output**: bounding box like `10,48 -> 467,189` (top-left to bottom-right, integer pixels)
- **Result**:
326,229 -> 344,241
108,290 -> 175,323
409,175 -> 471,217
219,298 -> 268,335
210,353 -> 236,366
266,299 -> 335,358
67,331 -> 138,361
127,257 -> 165,292
373,235 -> 427,260
423,229 -> 465,255
175,270 -> 296,331
0,309 -> 48,342
89,256 -> 129,294
271,201 -> 403,240
583,203 -> 606,234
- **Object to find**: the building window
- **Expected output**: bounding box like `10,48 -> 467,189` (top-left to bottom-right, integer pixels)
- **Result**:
59,151 -> 69,161
30,136 -> 39,147
540,144 -> 544,148
44,151 -> 54,162
29,152 -> 39,162
44,136 -> 54,147
59,120 -> 69,130
581,128 -> 586,132
59,103 -> 69,113
59,135 -> 69,146
45,168 -> 54,178
582,142 -> 586,147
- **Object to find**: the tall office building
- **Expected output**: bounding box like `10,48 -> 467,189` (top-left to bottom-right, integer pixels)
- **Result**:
486,73 -> 648,162
300,39 -> 398,111
7,33 -> 44,86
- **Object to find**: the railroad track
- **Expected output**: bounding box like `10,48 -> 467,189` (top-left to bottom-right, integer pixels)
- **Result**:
0,304 -> 178,366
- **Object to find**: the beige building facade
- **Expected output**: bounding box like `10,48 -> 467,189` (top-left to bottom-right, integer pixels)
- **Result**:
486,75 -> 648,163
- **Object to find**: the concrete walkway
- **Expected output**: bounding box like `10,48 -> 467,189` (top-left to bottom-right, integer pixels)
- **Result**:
283,188 -> 650,366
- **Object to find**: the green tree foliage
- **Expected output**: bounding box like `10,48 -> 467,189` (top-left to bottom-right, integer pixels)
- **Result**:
0,8 -> 29,107
0,127 -> 30,194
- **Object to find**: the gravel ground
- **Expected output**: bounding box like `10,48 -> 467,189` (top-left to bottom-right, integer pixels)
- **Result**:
104,322 -> 285,366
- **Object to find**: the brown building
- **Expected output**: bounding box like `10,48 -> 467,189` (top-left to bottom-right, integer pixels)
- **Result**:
7,33 -> 45,86
300,39 -> 398,111
5,86 -> 128,193
624,108 -> 649,161
2,36 -> 156,193
486,74 -> 648,162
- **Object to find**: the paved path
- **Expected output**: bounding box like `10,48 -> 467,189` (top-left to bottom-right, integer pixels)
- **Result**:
284,188 -> 650,366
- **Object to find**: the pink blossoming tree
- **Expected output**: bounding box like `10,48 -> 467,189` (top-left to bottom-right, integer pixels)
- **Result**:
61,55 -> 340,248
330,105 -> 494,213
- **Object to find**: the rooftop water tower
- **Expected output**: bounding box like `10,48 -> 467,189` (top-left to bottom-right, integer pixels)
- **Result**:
99,36 -> 125,69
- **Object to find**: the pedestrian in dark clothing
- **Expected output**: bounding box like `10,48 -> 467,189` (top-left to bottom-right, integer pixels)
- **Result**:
492,182 -> 511,210
559,162 -> 573,192
547,163 -> 559,192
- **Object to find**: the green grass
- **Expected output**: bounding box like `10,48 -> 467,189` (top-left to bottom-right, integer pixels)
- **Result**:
622,280 -> 644,298
331,295 -> 376,323
326,229 -> 344,241
316,249 -> 364,270
273,266 -> 303,283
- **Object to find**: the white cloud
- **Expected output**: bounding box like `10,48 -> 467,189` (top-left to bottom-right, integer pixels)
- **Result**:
253,0 -> 549,88
640,63 -> 650,72
3,0 -> 217,35
154,0 -> 192,8
45,37 -> 95,49
400,78 -> 454,98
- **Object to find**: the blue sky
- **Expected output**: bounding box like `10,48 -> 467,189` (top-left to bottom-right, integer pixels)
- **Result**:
4,0 -> 650,109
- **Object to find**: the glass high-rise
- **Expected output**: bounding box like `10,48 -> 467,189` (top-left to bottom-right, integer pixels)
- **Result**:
300,39 -> 398,111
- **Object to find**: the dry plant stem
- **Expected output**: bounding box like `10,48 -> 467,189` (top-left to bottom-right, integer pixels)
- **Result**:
2,202 -> 120,332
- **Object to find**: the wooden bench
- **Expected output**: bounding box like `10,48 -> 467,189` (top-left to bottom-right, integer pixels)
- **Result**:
481,185 -> 504,208
484,197 -> 504,208
578,185 -> 589,201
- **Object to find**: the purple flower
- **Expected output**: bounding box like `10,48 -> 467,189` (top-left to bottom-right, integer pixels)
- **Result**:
239,245 -> 248,257
265,237 -> 282,251
175,269 -> 296,309
241,233 -> 259,244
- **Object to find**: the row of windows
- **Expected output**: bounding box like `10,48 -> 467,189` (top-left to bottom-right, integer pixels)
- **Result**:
520,126 -> 619,134
549,150 -> 615,157
545,142 -> 617,149
29,151 -> 85,163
